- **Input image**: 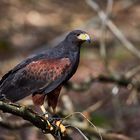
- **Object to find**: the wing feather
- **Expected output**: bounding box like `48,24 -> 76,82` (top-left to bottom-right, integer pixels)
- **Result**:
0,53 -> 45,86
0,58 -> 71,102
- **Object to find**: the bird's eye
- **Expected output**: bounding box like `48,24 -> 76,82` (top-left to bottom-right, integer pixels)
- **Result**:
76,33 -> 80,36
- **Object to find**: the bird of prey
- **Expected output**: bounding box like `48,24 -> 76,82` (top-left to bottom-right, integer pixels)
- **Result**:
0,30 -> 90,113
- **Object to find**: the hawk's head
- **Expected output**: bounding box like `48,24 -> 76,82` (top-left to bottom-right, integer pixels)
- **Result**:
65,30 -> 91,46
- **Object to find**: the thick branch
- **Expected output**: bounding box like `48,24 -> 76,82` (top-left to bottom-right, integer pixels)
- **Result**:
0,100 -> 135,140
0,101 -> 49,132
0,101 -> 63,138
0,113 -> 134,140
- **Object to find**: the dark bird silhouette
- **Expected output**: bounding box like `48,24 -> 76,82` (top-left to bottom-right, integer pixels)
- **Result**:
0,30 -> 90,113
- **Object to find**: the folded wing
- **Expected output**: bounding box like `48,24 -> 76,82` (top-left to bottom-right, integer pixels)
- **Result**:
0,58 -> 71,102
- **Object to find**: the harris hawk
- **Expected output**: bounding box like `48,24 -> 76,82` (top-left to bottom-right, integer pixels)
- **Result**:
0,30 -> 90,114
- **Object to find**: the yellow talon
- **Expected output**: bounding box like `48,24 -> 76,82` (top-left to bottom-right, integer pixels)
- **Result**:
56,121 -> 66,133
47,120 -> 53,131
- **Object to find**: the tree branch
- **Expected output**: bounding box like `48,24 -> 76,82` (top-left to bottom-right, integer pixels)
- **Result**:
86,0 -> 140,59
66,121 -> 134,140
0,101 -> 65,138
65,74 -> 140,92
100,0 -> 113,70
0,99 -> 136,140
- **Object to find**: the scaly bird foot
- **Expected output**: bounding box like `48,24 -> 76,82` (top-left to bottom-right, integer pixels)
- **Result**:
49,116 -> 66,135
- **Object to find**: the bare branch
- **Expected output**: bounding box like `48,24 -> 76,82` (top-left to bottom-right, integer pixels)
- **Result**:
0,101 -> 65,139
83,100 -> 104,115
0,103 -> 135,140
65,74 -> 140,92
86,0 -> 140,59
100,0 -> 113,70
68,121 -> 134,140
125,65 -> 140,79
66,125 -> 89,140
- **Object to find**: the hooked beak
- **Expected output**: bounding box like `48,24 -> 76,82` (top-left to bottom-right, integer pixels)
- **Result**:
77,33 -> 91,43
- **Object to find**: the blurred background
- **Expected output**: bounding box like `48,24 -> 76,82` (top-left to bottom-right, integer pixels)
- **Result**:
0,0 -> 140,140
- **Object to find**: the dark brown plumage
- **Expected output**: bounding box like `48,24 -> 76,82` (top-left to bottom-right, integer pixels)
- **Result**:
0,30 -> 90,111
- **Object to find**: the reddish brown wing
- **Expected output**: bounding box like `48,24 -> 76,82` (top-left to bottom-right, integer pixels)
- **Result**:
25,58 -> 71,83
23,58 -> 71,95
0,58 -> 71,102
29,58 -> 71,108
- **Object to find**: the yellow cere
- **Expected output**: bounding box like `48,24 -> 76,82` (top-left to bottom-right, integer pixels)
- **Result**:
78,33 -> 90,41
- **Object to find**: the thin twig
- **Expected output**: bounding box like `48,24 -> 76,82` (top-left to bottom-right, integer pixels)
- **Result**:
100,0 -> 113,70
65,74 -> 140,92
67,121 -> 133,140
62,112 -> 103,140
66,125 -> 89,140
86,0 -> 140,59
125,65 -> 140,79
83,100 -> 104,115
